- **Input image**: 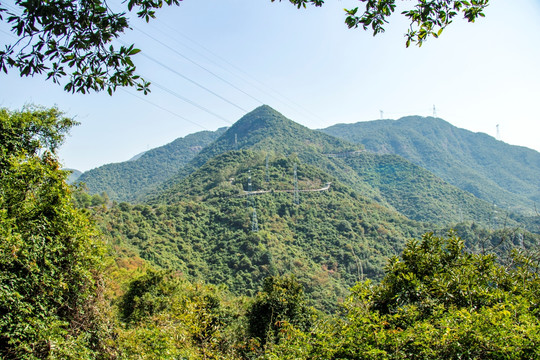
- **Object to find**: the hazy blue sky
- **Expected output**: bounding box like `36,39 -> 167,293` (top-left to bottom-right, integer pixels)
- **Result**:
1,0 -> 539,171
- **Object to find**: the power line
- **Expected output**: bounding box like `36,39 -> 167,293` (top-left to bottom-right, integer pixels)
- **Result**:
149,81 -> 234,125
119,88 -> 210,130
0,28 -> 16,39
134,26 -> 265,106
138,51 -> 249,113
148,20 -> 330,127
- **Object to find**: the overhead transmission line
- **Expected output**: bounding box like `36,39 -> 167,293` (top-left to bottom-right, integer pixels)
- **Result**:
137,51 -> 249,113
147,20 -> 330,127
118,37 -> 248,114
119,88 -> 210,131
134,26 -> 265,106
149,80 -> 234,125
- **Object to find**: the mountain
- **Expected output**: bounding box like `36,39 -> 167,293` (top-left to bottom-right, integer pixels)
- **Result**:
335,152 -> 501,225
89,106 -> 539,312
148,105 -> 371,204
77,127 -> 227,202
321,116 -> 540,215
153,106 -> 523,230
64,168 -> 82,184
95,150 -> 427,311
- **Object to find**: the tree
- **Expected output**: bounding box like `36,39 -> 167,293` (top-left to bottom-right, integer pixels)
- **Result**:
1,0 -> 489,94
273,232 -> 540,359
0,106 -> 111,359
0,0 -> 182,95
247,275 -> 311,346
279,1 -> 490,46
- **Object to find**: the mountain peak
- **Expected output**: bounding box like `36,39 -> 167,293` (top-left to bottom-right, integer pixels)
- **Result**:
208,106 -> 357,157
228,105 -> 291,137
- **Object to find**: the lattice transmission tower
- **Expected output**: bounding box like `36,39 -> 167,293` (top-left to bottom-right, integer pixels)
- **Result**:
266,154 -> 270,183
251,208 -> 259,232
293,163 -> 299,205
247,170 -> 258,232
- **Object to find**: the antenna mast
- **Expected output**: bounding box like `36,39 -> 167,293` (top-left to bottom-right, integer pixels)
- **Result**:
379,110 -> 384,119
496,124 -> 500,140
433,105 -> 437,117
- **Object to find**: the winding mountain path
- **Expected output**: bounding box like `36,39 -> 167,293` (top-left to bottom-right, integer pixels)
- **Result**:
239,182 -> 332,196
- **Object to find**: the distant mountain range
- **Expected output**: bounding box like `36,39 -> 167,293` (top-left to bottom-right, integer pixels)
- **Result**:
88,105 -> 538,310
322,117 -> 540,215
76,127 -> 227,201
79,106 -> 539,227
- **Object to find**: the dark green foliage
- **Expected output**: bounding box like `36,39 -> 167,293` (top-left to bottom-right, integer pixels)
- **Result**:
96,150 -> 427,312
277,1 -> 489,47
0,0 -> 183,94
0,107 -> 110,359
322,116 -> 540,215
1,0 -> 487,94
344,0 -> 489,47
342,152 -> 503,226
247,275 -> 311,345
269,233 -> 540,359
78,127 -> 226,202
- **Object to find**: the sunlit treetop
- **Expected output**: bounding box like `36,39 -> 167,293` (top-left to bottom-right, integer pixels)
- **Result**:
0,0 -> 489,95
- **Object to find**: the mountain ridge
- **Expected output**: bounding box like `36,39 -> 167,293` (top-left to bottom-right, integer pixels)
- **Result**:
322,116 -> 540,215
77,127 -> 227,201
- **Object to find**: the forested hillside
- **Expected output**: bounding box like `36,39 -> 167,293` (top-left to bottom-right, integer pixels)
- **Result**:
4,106 -> 539,359
148,105 -> 363,201
322,117 -> 540,215
96,150 -> 427,311
77,127 -> 227,201
146,106 -> 518,232
91,106 -> 538,312
339,153 -> 503,225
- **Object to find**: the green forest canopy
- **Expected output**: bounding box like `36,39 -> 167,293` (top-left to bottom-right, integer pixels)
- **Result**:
3,106 -> 538,359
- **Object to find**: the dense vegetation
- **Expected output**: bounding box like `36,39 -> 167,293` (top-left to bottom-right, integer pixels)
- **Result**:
94,150 -> 427,311
267,233 -> 540,359
3,106 -> 539,359
95,106 -> 520,233
322,116 -> 540,215
77,127 -> 227,202
148,105 -> 362,201
341,153 -> 502,225
0,107 -> 111,359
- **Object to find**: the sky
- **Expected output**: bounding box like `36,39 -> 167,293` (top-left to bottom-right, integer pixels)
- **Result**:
1,0 -> 539,172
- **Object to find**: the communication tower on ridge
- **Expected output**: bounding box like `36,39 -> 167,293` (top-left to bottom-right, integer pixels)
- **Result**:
433,105 -> 437,117
496,124 -> 500,140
